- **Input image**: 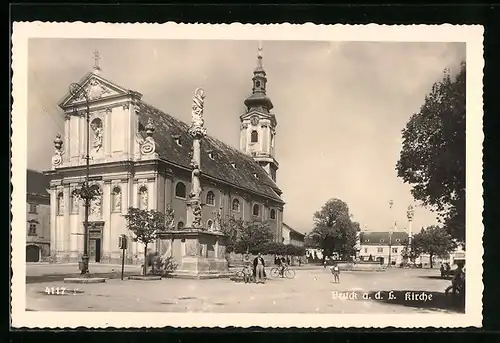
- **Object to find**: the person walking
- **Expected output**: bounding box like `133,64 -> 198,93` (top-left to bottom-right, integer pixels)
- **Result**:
253,253 -> 266,284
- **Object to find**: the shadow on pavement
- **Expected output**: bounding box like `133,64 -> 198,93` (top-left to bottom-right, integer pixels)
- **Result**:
365,290 -> 465,313
418,275 -> 452,280
26,271 -> 138,284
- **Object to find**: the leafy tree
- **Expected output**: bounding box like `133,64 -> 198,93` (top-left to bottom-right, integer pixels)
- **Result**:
304,233 -> 319,248
309,198 -> 358,261
396,62 -> 466,242
220,215 -> 244,254
125,207 -> 168,276
412,225 -> 457,268
234,219 -> 274,254
400,243 -> 422,266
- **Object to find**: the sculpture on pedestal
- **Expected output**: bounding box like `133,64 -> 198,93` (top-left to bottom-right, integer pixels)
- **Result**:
211,207 -> 223,233
138,118 -> 156,155
52,133 -> 64,167
186,88 -> 207,230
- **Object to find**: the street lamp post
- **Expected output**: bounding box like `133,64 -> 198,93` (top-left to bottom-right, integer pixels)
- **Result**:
388,200 -> 394,267
69,82 -> 93,275
407,204 -> 415,266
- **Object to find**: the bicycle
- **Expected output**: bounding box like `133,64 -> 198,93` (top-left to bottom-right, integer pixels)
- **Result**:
270,265 -> 296,279
234,267 -> 253,283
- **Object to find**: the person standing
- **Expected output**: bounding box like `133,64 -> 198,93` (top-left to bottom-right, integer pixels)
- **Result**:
331,262 -> 340,283
253,253 -> 266,283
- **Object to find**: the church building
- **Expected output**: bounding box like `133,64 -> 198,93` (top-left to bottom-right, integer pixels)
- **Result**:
44,47 -> 285,264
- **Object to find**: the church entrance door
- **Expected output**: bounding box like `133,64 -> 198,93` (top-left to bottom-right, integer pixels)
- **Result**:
89,239 -> 102,263
87,222 -> 104,263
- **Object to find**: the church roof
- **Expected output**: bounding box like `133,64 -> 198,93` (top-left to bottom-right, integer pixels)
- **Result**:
56,67 -> 283,204
27,169 -> 49,198
136,101 -> 284,203
360,231 -> 409,245
282,222 -> 305,238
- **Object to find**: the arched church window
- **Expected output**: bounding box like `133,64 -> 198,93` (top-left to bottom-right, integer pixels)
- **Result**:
138,186 -> 148,210
70,189 -> 79,214
251,130 -> 259,143
252,204 -> 260,216
57,192 -> 64,215
175,182 -> 186,199
177,221 -> 185,230
206,191 -> 215,206
207,219 -> 214,230
232,199 -> 240,212
112,186 -> 122,212
255,80 -> 261,88
270,209 -> 276,220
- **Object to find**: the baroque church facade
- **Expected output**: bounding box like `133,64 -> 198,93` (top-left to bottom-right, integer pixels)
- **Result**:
45,48 -> 285,264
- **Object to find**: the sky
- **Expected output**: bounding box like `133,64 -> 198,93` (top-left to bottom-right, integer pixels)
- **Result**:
26,39 -> 466,234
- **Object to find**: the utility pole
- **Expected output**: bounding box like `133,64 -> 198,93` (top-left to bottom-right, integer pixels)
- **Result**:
69,82 -> 96,276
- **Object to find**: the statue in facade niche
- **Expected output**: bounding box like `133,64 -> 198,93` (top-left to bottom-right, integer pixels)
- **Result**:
90,194 -> 102,216
213,207 -> 223,232
114,189 -> 122,211
140,187 -> 148,210
90,119 -> 103,153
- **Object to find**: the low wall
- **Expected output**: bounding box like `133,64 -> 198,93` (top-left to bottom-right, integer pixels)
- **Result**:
335,261 -> 386,272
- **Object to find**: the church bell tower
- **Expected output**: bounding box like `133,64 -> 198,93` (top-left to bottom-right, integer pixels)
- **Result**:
239,42 -> 279,182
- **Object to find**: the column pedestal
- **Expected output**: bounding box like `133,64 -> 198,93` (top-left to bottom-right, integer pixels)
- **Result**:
157,229 -> 230,279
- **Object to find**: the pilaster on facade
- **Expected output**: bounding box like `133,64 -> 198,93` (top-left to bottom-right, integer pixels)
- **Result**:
49,187 -> 57,260
103,180 -> 112,262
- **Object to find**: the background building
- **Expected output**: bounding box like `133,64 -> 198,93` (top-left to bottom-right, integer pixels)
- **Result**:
26,169 -> 51,262
282,223 -> 305,247
44,49 -> 286,265
358,231 -> 408,266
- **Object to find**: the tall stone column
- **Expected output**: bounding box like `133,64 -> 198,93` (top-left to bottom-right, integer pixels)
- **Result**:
104,108 -> 112,158
49,187 -> 57,261
103,181 -> 112,263
63,185 -> 71,262
186,88 -> 207,230
69,184 -> 78,261
64,115 -> 71,162
407,204 -> 414,254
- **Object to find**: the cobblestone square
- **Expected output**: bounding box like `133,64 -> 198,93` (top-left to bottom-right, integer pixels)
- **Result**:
26,264 -> 464,314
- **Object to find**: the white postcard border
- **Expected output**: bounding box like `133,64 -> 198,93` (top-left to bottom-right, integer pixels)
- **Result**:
11,22 -> 484,328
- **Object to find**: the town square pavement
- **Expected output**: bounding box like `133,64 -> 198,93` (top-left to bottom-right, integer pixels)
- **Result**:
25,265 -> 464,313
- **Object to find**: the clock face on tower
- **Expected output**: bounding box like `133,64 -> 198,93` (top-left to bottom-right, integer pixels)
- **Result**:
250,116 -> 259,126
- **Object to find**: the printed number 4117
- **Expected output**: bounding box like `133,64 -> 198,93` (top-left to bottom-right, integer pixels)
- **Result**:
45,287 -> 66,295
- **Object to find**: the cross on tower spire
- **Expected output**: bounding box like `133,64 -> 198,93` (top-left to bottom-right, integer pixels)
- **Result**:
92,50 -> 101,74
256,41 -> 263,71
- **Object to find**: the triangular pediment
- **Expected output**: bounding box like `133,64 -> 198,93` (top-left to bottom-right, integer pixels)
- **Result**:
240,109 -> 274,121
59,72 -> 136,110
240,109 -> 277,126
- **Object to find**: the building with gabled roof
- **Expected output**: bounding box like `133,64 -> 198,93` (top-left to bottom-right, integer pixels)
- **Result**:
26,169 -> 51,262
282,223 -> 305,247
44,47 -> 286,264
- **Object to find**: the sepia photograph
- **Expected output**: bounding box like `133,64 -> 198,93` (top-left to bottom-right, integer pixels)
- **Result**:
11,23 -> 484,328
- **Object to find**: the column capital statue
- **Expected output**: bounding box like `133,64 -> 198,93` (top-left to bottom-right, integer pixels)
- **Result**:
188,88 -> 207,138
407,204 -> 415,221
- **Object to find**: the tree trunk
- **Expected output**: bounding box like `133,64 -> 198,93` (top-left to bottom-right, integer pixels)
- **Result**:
143,243 -> 148,276
429,252 -> 434,268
